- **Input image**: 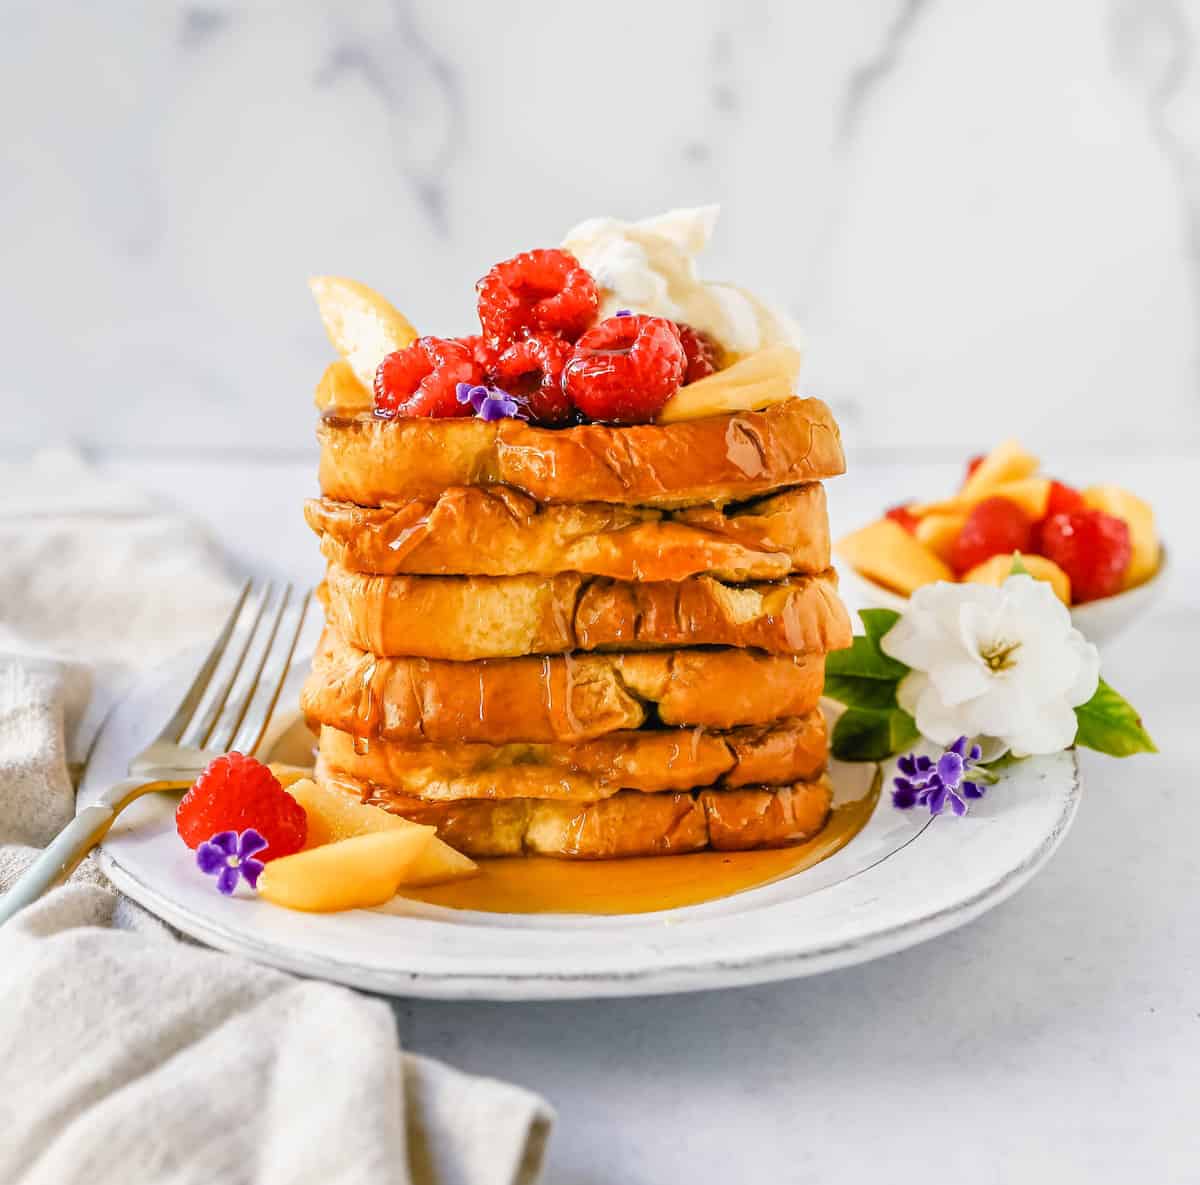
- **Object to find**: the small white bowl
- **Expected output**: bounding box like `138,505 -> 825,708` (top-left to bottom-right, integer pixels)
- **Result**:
840,546 -> 1169,647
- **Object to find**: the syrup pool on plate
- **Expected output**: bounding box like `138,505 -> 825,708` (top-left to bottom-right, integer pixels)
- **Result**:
266,719 -> 880,916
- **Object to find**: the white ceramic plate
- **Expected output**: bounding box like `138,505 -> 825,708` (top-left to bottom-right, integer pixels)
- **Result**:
81,649 -> 1080,1001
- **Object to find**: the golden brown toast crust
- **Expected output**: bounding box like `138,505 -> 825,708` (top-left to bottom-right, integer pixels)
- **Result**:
317,398 -> 845,509
305,484 -> 830,582
321,565 -> 852,660
320,768 -> 834,858
317,712 -> 827,802
302,628 -> 826,743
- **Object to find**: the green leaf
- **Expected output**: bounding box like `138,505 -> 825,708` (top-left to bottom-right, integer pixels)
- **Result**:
860,608 -> 902,646
1009,553 -> 1030,577
831,706 -> 920,762
822,674 -> 901,711
1074,679 -> 1157,757
824,609 -> 909,682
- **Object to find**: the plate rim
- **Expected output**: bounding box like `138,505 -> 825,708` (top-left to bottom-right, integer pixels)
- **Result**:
85,650 -> 1082,1000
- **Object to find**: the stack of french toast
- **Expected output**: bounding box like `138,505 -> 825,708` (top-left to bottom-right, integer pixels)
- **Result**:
302,397 -> 853,859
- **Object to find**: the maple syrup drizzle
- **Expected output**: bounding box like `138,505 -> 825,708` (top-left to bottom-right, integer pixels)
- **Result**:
400,774 -> 880,916
267,718 -> 880,917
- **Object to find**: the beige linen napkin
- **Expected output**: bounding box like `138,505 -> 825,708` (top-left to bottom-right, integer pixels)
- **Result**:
0,449 -> 552,1185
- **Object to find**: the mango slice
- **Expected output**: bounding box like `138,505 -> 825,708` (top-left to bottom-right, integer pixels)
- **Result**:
959,439 -> 1040,500
837,519 -> 953,596
258,830 -> 435,913
1082,484 -> 1160,589
309,276 -> 418,392
914,512 -> 966,564
288,777 -> 476,886
963,553 -> 1071,605
314,359 -> 372,416
911,477 -> 1051,522
657,346 -> 802,423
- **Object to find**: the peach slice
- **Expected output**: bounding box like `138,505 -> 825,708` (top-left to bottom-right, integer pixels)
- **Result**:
257,830 -> 435,913
657,346 -> 802,423
288,777 -> 476,885
910,477 -> 1051,522
963,553 -> 1071,605
837,518 -> 953,596
914,512 -> 966,564
314,359 -> 372,416
1082,484 -> 1160,589
309,276 -> 418,392
959,439 -> 1040,500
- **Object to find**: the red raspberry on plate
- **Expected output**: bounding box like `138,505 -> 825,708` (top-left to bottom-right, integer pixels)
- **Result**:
492,332 -> 573,424
1038,509 -> 1131,603
374,336 -> 482,418
476,248 -> 598,345
563,314 -> 685,424
885,503 -> 919,534
676,324 -> 722,384
176,753 -> 306,861
950,496 -> 1034,575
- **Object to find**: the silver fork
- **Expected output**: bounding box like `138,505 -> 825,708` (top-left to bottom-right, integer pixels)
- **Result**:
0,581 -> 312,925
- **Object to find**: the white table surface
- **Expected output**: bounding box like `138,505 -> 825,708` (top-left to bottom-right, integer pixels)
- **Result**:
98,446 -> 1198,1185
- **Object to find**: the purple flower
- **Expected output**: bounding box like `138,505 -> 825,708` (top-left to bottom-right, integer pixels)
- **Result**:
455,382 -> 528,422
196,829 -> 268,895
892,736 -> 987,817
614,308 -> 633,317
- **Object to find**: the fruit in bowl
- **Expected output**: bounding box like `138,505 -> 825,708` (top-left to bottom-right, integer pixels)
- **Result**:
837,440 -> 1163,638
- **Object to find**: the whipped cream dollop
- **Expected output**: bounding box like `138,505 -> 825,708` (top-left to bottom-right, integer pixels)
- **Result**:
561,205 -> 802,356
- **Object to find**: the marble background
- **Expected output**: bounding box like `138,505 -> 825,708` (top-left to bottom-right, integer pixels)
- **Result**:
1,0 -> 1197,456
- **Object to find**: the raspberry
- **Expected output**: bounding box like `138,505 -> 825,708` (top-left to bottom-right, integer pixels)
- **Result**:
492,333 -> 573,424
1038,509 -> 1131,602
950,496 -> 1034,575
476,249 -> 598,345
374,337 -> 481,419
563,314 -> 685,424
176,753 -> 306,861
885,503 -> 919,534
454,334 -> 499,374
676,324 -> 722,384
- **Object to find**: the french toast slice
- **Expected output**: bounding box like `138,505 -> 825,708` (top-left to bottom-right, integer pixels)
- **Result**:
320,565 -> 852,661
302,628 -> 826,743
318,398 -> 844,509
320,768 -> 834,858
317,712 -> 827,802
305,484 -> 830,581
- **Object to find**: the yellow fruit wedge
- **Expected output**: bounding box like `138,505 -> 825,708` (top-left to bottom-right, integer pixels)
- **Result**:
910,477 -> 1051,521
963,553 -> 1071,605
657,346 -> 802,423
914,512 -> 966,564
959,439 -> 1040,500
314,359 -> 372,416
1082,484 -> 1160,589
837,519 -> 954,596
258,830 -> 436,913
267,764 -> 313,791
309,276 -> 419,392
288,777 -> 477,883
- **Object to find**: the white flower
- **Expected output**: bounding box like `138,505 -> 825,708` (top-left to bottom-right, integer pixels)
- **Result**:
881,575 -> 1101,757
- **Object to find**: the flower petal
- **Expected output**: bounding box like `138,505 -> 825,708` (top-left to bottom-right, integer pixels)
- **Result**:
240,858 -> 264,890
209,830 -> 238,856
925,782 -> 948,816
195,843 -> 227,876
216,866 -> 240,895
947,790 -> 968,817
962,779 -> 986,800
238,829 -> 268,860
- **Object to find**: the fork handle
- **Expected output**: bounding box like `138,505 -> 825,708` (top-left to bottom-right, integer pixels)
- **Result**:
0,777 -> 166,926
